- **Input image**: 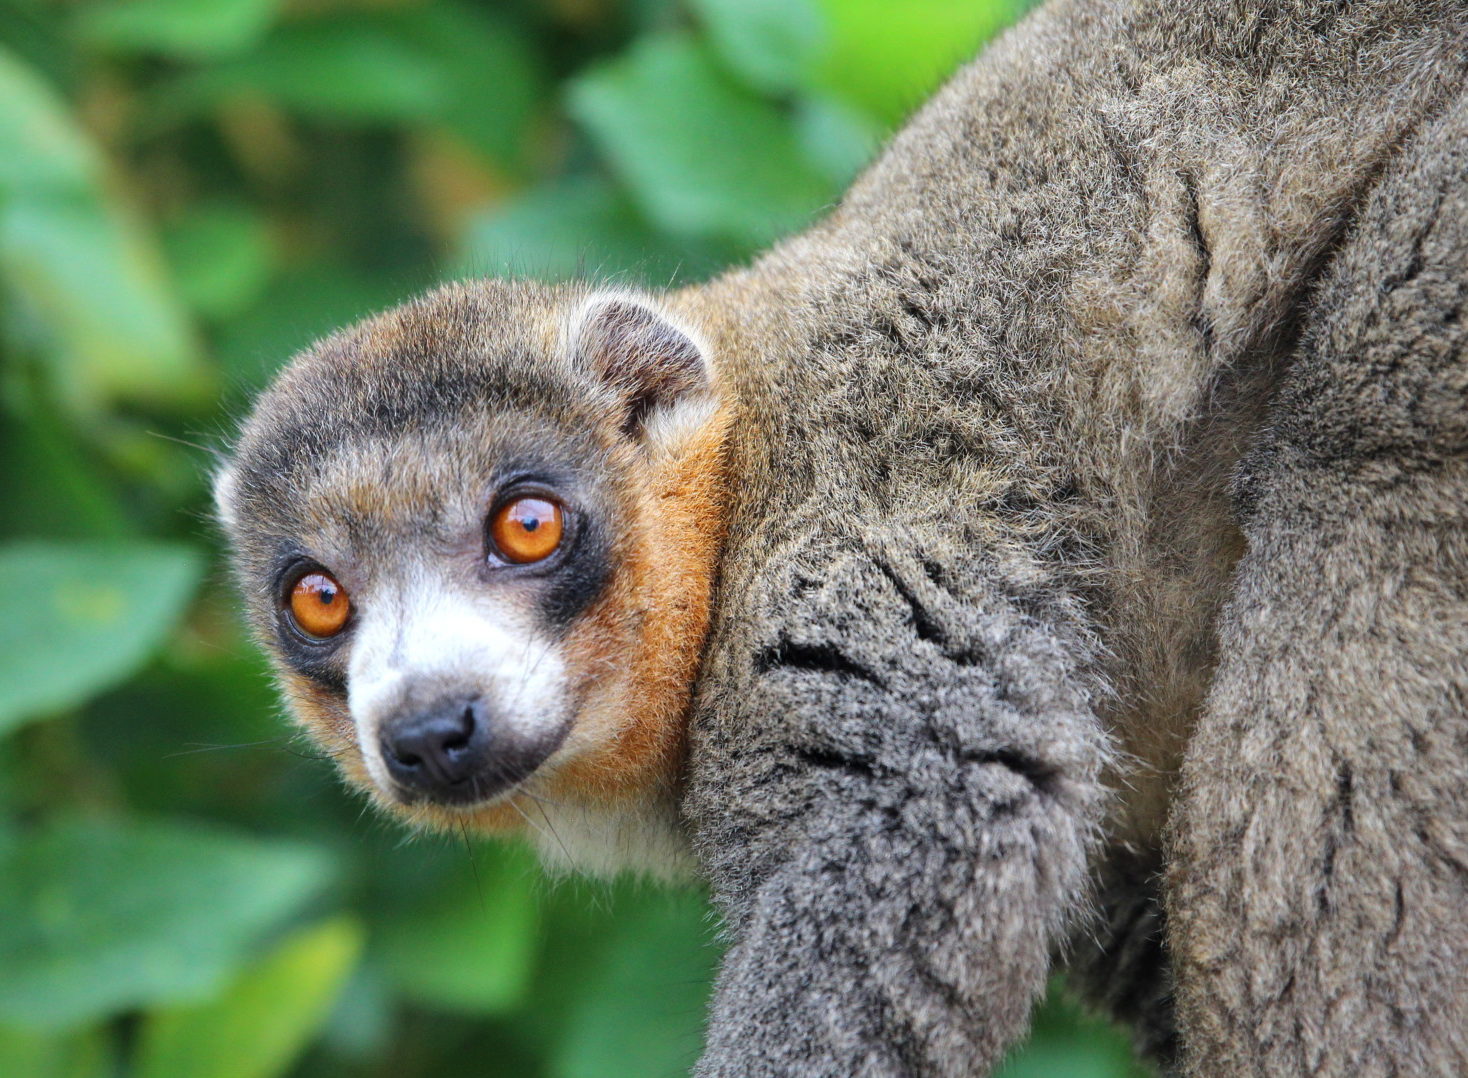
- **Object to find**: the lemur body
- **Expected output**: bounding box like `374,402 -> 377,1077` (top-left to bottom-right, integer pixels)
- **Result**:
217,0 -> 1468,1074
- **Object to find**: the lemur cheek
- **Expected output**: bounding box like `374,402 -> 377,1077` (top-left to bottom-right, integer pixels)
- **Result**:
280,672 -> 358,756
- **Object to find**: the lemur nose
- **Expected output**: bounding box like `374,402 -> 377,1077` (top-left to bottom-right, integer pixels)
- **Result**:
380,699 -> 490,801
378,698 -> 562,805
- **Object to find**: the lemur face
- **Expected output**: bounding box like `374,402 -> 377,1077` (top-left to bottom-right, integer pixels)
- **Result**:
215,281 -> 726,843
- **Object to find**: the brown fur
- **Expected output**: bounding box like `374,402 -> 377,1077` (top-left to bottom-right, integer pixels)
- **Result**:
218,0 -> 1468,1073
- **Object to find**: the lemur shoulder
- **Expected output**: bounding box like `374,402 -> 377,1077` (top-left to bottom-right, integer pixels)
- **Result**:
216,0 -> 1468,1074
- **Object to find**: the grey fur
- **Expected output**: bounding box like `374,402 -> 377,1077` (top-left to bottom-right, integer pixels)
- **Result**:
216,0 -> 1468,1074
1168,84 -> 1468,1076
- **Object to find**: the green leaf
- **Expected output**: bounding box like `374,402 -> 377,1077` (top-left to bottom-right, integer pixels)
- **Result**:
377,3 -> 541,170
0,541 -> 203,736
567,33 -> 837,246
0,1024 -> 113,1078
76,0 -> 280,60
793,93 -> 883,186
0,48 -> 96,198
460,174 -> 743,285
812,0 -> 1019,125
550,888 -> 718,1078
161,202 -> 272,323
155,20 -> 448,124
150,7 -> 539,169
0,46 -> 207,410
373,846 -> 539,1015
1,197 -> 210,408
686,0 -> 825,94
316,963 -> 391,1060
135,917 -> 363,1078
0,387 -> 131,542
0,817 -> 337,1030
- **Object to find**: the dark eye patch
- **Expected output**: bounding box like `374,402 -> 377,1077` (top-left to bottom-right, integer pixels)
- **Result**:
482,461 -> 614,637
267,552 -> 352,693
539,510 -> 612,634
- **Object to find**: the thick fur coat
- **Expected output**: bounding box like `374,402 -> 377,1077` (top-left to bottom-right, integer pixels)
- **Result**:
217,0 -> 1468,1074
677,1 -> 1468,1072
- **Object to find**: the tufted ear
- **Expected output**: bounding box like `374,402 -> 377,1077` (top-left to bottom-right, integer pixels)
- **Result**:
571,295 -> 712,446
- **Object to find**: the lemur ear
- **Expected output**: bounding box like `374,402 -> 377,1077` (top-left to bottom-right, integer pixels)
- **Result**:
572,295 -> 712,446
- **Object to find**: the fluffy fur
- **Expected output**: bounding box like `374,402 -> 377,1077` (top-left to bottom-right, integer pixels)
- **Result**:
217,0 -> 1468,1074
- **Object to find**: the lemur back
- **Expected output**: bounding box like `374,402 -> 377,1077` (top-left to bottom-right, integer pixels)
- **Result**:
217,1 -> 1468,1074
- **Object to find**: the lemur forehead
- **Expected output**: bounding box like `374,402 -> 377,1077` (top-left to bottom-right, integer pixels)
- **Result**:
227,293 -> 633,502
237,418 -> 616,552
254,338 -> 588,458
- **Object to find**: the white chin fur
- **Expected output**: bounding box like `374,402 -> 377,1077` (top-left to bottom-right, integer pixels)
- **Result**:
523,792 -> 697,881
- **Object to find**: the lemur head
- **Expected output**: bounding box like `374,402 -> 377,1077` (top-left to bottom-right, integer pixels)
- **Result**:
214,280 -> 728,866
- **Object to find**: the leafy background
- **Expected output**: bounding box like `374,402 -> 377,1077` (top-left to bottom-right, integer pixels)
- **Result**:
0,0 -> 1153,1074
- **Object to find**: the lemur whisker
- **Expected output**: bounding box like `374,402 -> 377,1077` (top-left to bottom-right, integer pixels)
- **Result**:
517,787 -> 570,812
145,428 -> 218,455
505,797 -> 562,856
457,821 -> 487,912
164,738 -> 286,758
526,795 -> 574,865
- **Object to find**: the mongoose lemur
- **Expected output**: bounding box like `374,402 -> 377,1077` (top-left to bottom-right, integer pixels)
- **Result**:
214,0 -> 1468,1073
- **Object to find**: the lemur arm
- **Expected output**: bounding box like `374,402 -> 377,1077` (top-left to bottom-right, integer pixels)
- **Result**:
684,527 -> 1109,1077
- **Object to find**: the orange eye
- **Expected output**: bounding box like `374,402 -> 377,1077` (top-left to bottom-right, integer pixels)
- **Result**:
289,571 -> 351,639
490,496 -> 564,564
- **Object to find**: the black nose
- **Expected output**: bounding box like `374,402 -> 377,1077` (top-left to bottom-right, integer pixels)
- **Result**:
380,699 -> 490,803
378,698 -> 563,805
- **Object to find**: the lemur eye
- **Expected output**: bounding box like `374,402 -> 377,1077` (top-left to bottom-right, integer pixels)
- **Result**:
288,571 -> 351,639
489,496 -> 564,564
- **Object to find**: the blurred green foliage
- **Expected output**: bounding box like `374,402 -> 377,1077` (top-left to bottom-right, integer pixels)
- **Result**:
0,0 -> 1152,1074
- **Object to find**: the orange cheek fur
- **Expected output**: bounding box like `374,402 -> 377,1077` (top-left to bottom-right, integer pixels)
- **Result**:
538,409 -> 730,804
